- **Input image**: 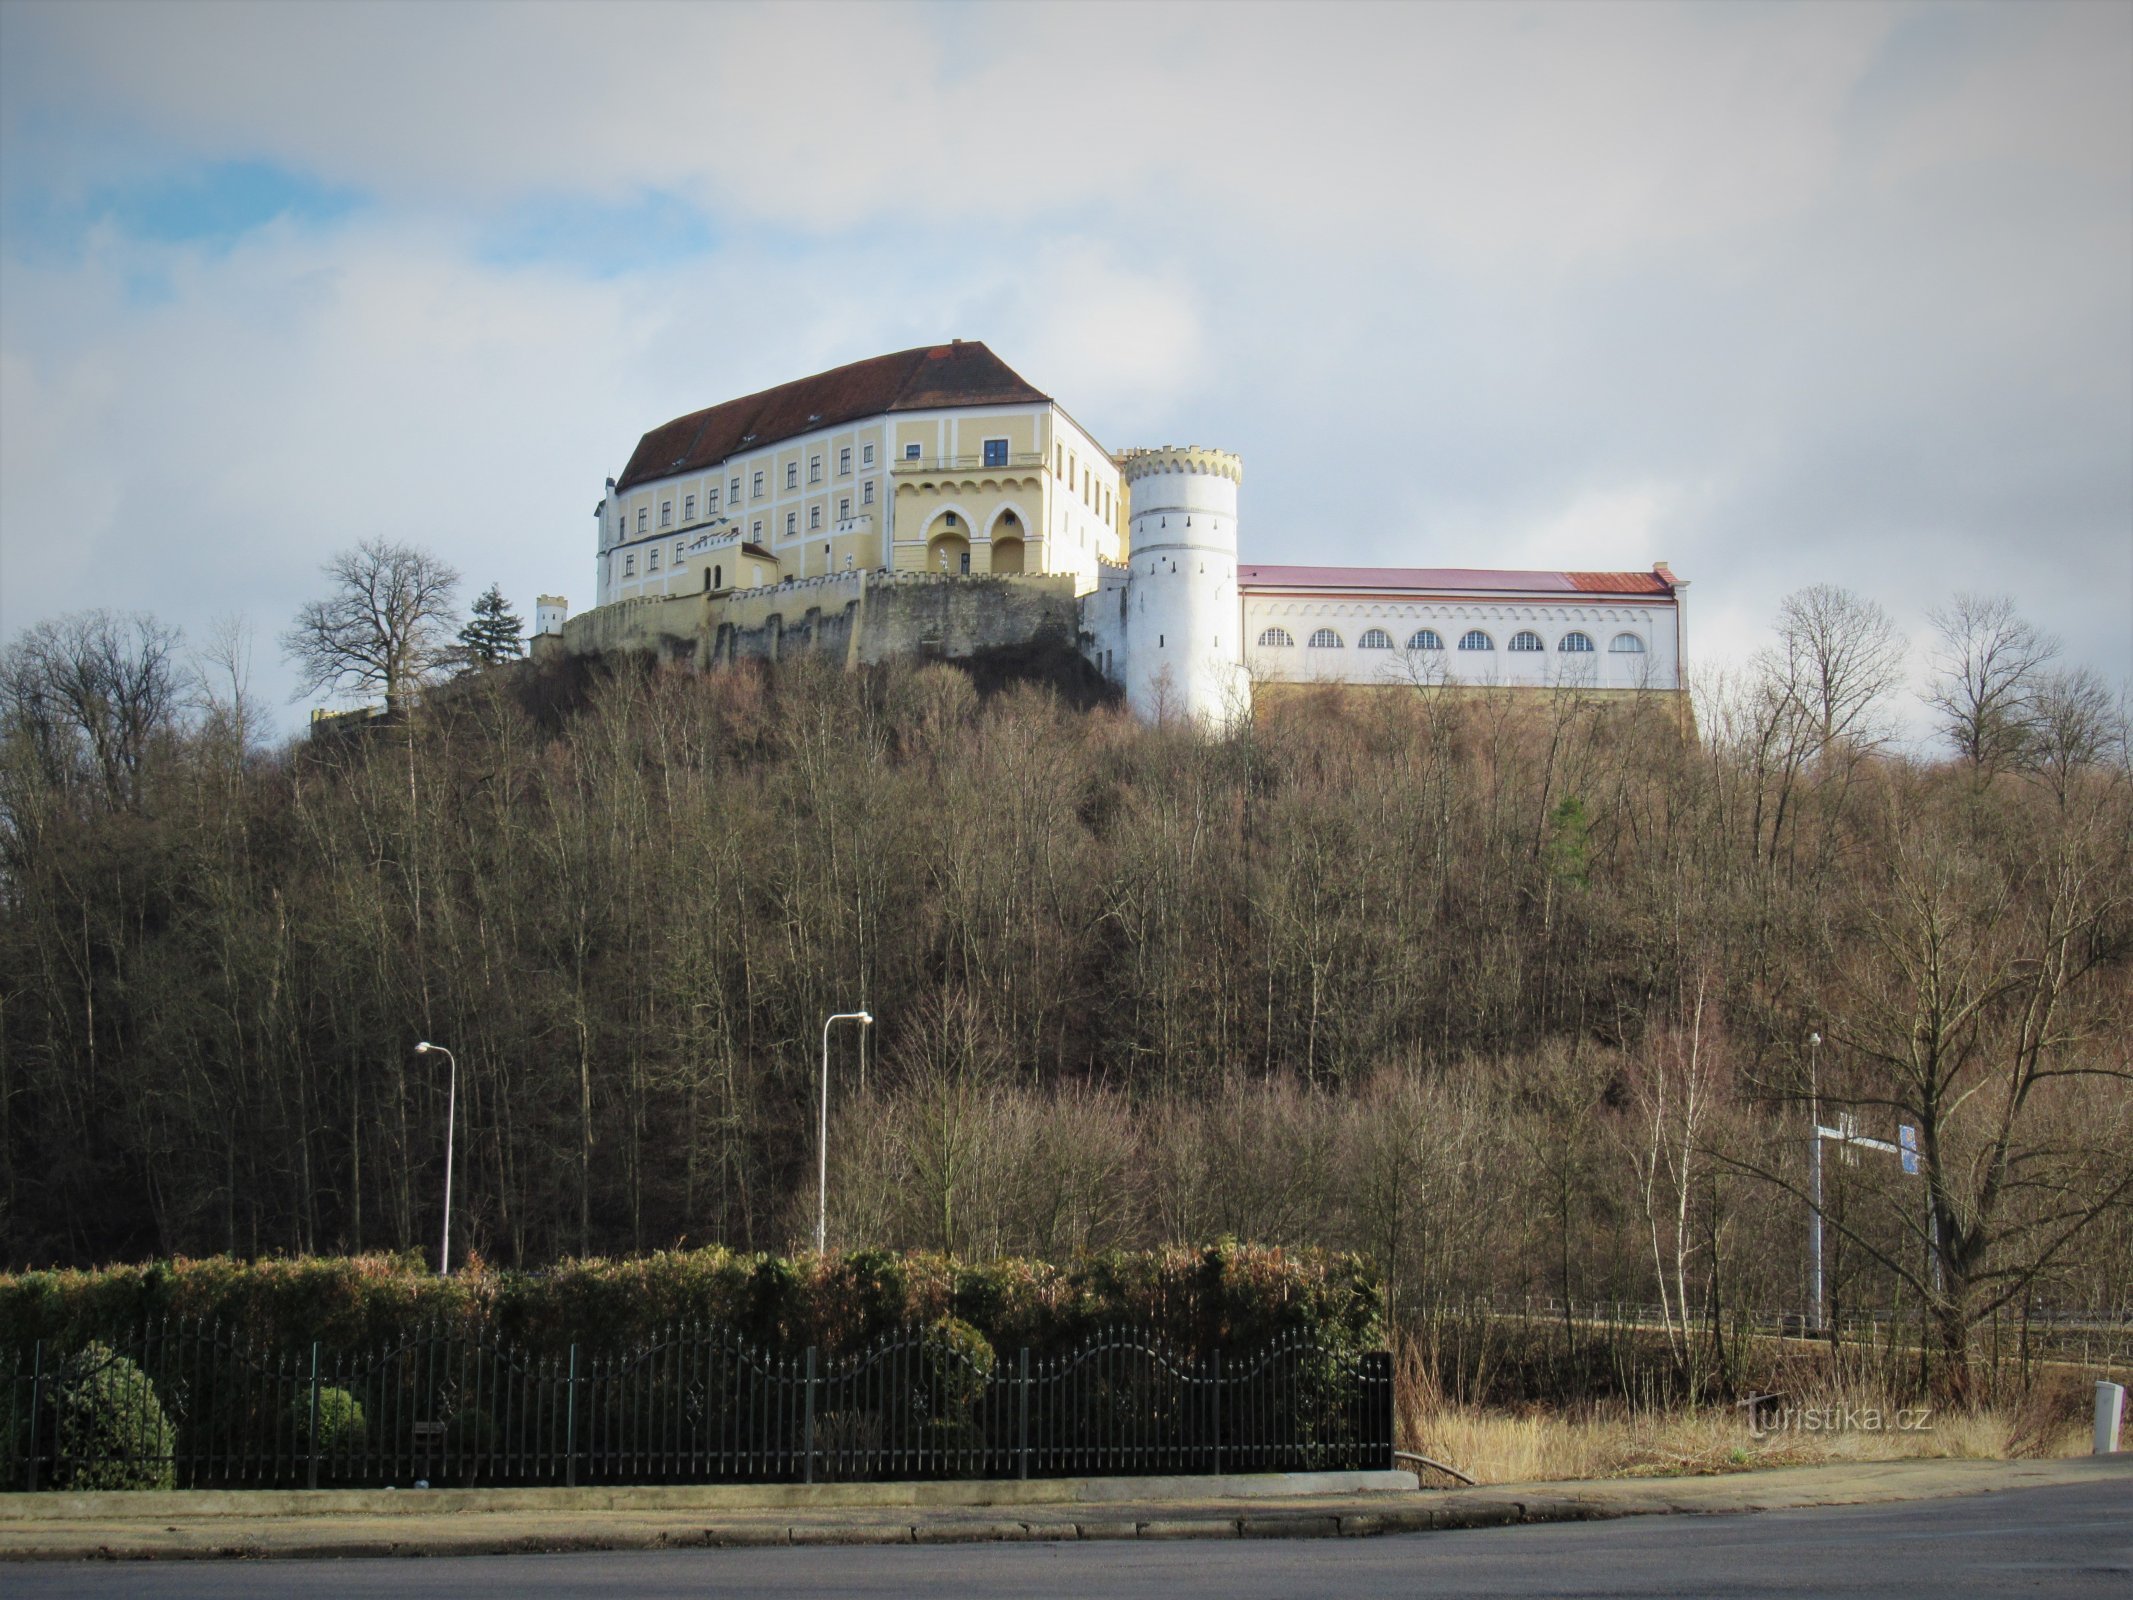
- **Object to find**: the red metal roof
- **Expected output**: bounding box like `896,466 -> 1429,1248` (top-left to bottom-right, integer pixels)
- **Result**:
617,342 -> 1048,492
1238,565 -> 1674,596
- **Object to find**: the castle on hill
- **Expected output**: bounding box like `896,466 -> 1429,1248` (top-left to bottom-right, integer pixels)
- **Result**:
537,341 -> 1688,723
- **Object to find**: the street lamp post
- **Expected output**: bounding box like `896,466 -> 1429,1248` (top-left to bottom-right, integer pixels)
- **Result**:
415,1042 -> 457,1276
1807,1032 -> 1824,1332
817,1011 -> 873,1254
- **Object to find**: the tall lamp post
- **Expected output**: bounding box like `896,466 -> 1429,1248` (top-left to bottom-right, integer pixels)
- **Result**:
817,1011 -> 873,1254
415,1041 -> 457,1275
1807,1032 -> 1824,1332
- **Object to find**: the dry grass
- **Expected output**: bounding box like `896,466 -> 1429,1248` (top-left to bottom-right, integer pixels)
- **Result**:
1393,1323 -> 2107,1485
1406,1401 -> 2089,1486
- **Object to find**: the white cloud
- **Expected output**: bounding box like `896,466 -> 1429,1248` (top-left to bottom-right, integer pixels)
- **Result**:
2,0 -> 2128,737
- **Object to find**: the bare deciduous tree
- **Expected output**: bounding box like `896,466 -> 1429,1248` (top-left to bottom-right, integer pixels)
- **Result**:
1772,584 -> 1908,754
0,609 -> 184,808
1923,593 -> 2057,774
282,538 -> 462,707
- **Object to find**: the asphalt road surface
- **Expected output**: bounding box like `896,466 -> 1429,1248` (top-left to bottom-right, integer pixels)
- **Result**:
7,1478 -> 2128,1599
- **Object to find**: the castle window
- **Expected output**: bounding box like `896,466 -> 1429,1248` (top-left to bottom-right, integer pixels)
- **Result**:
1559,631 -> 1595,653
1407,628 -> 1444,651
862,443 -> 875,466
786,463 -> 799,490
1611,632 -> 1647,653
863,479 -> 875,505
1459,629 -> 1494,651
1257,627 -> 1295,648
809,456 -> 822,483
648,548 -> 660,572
1308,628 -> 1344,649
684,494 -> 695,520
839,447 -> 852,475
809,505 -> 822,530
1509,630 -> 1545,652
637,508 -> 647,533
1359,628 -> 1394,650
752,471 -> 764,498
731,476 -> 741,502
709,489 -> 720,512
839,497 -> 850,519
786,512 -> 797,535
661,501 -> 673,527
905,442 -> 922,460
714,565 -> 722,588
983,438 -> 1009,468
752,519 -> 763,538
624,553 -> 635,575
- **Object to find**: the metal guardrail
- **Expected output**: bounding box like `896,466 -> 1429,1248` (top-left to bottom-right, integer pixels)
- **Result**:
2,1322 -> 1391,1492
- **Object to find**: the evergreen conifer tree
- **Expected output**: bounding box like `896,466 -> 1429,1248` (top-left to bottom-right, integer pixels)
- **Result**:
458,584 -> 525,667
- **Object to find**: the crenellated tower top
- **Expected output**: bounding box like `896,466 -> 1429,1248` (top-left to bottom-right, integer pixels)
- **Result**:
1115,446 -> 1244,486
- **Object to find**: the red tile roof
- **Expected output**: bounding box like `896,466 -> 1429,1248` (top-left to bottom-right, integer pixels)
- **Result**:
617,342 -> 1049,492
1239,565 -> 1675,596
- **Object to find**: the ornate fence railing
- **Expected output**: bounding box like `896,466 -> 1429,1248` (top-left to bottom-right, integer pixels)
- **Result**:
2,1322 -> 1391,1492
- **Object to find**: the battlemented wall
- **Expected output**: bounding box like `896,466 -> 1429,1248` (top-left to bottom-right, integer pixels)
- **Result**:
556,570 -> 1082,673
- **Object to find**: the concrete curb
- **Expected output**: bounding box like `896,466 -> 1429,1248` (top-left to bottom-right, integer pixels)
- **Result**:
0,1469 -> 1416,1522
1,1456 -> 2125,1562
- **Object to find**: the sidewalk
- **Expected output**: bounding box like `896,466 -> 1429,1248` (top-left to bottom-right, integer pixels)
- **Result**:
1,1456 -> 2125,1561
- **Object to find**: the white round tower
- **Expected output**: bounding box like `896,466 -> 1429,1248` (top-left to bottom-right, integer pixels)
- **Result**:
1119,446 -> 1249,726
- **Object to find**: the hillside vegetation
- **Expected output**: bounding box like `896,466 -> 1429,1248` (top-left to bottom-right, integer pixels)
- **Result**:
3,592 -> 2128,1397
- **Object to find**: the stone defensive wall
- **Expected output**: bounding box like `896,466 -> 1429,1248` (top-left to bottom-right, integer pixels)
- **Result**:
554,569 -> 1082,673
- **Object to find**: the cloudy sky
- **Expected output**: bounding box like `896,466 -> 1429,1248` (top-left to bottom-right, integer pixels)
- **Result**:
2,0 -> 2127,734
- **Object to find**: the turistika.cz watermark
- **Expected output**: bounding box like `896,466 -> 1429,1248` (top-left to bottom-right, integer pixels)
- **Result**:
1736,1397 -> 1935,1439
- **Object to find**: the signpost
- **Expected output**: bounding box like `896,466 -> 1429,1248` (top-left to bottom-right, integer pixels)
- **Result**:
1806,1036 -> 1927,1328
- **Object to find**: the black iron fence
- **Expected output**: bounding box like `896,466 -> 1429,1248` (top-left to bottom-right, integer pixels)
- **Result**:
3,1322 -> 1392,1491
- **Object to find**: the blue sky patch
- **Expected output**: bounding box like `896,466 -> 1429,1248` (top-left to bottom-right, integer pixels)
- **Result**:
2,154 -> 364,260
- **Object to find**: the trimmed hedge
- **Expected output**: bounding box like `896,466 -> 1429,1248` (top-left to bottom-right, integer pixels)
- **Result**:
0,1244 -> 1380,1362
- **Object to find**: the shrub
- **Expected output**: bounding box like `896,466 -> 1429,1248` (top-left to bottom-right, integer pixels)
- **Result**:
53,1341 -> 175,1490
291,1385 -> 366,1456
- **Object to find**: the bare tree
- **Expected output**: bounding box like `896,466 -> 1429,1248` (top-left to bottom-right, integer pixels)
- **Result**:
1923,593 -> 2057,774
0,609 -> 184,807
282,539 -> 462,707
2020,666 -> 2122,804
1772,584 -> 1908,753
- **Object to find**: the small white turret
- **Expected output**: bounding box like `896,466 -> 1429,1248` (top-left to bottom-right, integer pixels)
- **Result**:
535,595 -> 567,637
1118,446 -> 1248,726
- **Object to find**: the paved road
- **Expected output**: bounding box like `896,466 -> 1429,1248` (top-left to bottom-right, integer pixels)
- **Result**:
8,1478 -> 2128,1598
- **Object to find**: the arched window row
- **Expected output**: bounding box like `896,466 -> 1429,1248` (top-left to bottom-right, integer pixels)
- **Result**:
1247,622 -> 1652,658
